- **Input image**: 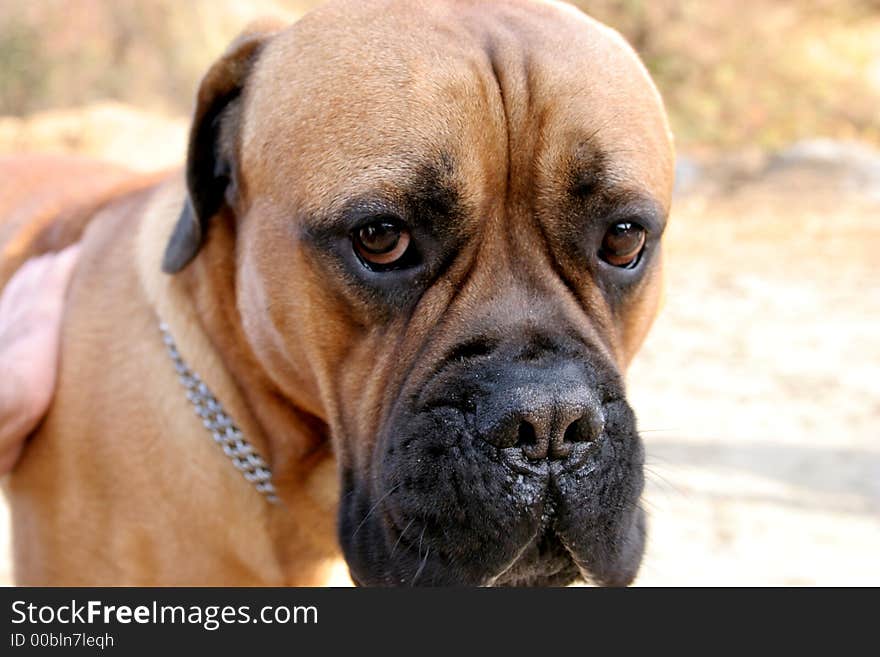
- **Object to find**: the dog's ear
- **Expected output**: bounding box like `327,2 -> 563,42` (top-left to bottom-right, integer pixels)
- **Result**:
162,19 -> 284,274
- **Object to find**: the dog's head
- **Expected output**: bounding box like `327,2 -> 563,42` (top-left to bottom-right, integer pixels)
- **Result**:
163,0 -> 674,586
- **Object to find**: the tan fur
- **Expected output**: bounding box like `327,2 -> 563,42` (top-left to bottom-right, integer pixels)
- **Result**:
1,0 -> 673,585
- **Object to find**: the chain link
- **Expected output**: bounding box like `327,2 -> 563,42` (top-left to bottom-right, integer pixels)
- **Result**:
159,322 -> 279,504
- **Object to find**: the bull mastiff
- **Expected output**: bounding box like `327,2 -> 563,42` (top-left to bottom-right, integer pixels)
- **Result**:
0,0 -> 673,586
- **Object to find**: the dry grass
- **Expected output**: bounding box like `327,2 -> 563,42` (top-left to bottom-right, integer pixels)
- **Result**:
0,102 -> 187,172
1,0 -> 879,148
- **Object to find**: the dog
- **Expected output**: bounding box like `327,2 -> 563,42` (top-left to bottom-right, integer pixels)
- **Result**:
0,0 -> 673,586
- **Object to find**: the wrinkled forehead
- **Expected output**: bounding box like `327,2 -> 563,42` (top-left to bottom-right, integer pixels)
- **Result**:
240,0 -> 674,215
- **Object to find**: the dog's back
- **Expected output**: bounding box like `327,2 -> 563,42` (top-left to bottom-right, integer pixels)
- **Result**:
0,155 -> 162,288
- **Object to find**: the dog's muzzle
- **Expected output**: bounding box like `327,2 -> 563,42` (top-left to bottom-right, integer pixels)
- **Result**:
339,331 -> 646,586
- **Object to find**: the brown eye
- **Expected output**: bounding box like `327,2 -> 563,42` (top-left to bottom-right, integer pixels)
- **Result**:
354,219 -> 411,266
599,222 -> 646,268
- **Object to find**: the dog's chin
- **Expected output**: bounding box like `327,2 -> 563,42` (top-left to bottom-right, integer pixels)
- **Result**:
486,531 -> 584,587
367,532 -> 585,587
491,501 -> 647,587
345,537 -> 584,587
344,528 -> 643,587
341,501 -> 646,587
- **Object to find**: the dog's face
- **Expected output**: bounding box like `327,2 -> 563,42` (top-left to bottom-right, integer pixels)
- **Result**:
164,0 -> 674,586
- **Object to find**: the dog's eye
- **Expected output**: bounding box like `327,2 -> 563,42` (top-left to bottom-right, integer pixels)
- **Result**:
353,218 -> 412,268
599,222 -> 646,268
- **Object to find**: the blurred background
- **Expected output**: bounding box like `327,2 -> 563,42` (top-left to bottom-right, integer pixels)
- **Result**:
0,0 -> 878,585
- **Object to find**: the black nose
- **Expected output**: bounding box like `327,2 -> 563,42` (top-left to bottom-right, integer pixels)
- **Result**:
478,373 -> 605,461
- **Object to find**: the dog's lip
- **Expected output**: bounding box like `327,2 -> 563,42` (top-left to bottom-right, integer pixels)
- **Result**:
496,440 -> 600,476
496,446 -> 548,477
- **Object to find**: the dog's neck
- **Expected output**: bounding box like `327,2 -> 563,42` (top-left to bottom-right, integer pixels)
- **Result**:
136,174 -> 345,584
176,213 -> 332,478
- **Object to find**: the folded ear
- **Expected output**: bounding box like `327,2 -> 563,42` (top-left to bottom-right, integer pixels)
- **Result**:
162,19 -> 284,274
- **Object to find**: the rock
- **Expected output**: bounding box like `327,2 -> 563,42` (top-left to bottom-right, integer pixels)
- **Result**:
766,139 -> 880,198
673,155 -> 702,196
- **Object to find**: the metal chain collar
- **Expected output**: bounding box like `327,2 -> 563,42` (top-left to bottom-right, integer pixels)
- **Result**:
159,322 -> 279,504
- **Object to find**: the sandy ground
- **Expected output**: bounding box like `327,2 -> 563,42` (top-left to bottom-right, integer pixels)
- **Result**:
0,110 -> 878,585
629,144 -> 880,585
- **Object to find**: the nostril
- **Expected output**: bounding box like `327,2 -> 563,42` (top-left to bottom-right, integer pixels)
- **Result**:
563,418 -> 588,444
481,386 -> 605,460
562,420 -> 589,443
516,421 -> 549,461
549,411 -> 603,460
562,410 -> 605,445
551,418 -> 585,460
516,421 -> 537,449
